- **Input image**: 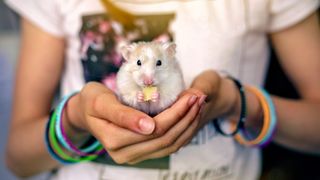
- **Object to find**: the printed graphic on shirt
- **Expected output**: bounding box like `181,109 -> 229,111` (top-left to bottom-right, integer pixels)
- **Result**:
80,14 -> 122,91
79,7 -> 174,92
100,163 -> 233,180
157,165 -> 232,180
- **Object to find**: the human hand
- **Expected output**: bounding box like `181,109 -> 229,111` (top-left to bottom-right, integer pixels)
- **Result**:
104,91 -> 204,164
63,82 -> 156,144
188,70 -> 240,127
65,82 -> 202,164
80,82 -> 157,134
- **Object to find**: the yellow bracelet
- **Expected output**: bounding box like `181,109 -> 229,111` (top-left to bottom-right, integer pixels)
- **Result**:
233,86 -> 271,146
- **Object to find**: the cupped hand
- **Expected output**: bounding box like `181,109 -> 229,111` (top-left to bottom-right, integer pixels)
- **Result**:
67,82 -> 203,164
75,82 -> 155,135
98,70 -> 239,164
105,91 -> 204,164
188,70 -> 239,127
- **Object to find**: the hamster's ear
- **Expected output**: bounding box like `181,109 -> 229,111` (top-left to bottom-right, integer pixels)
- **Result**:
162,42 -> 176,57
120,44 -> 136,61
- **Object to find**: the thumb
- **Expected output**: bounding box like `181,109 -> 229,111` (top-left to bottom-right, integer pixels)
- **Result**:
91,92 -> 155,135
82,82 -> 155,135
107,104 -> 155,135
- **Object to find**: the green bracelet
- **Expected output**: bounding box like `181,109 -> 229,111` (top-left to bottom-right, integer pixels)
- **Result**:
48,110 -> 100,163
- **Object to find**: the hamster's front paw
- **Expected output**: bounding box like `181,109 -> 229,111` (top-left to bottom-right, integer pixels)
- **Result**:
151,92 -> 160,103
136,91 -> 145,103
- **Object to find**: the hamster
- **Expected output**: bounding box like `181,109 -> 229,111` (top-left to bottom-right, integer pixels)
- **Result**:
116,41 -> 185,116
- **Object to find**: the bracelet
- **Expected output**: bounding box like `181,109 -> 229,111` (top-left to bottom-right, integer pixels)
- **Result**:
45,91 -> 106,164
213,77 -> 246,136
59,108 -> 106,156
45,111 -> 74,164
256,88 -> 277,146
45,110 -> 100,164
233,86 -> 277,147
55,91 -> 105,156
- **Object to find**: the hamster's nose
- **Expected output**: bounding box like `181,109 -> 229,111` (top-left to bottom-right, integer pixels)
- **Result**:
143,77 -> 154,86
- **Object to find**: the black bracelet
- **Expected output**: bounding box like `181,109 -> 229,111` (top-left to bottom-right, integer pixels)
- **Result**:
213,77 -> 246,136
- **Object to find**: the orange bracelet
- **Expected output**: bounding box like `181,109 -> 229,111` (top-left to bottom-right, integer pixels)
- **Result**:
233,86 -> 271,146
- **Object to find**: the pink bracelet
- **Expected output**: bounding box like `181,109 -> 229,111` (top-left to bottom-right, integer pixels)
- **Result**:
55,91 -> 106,156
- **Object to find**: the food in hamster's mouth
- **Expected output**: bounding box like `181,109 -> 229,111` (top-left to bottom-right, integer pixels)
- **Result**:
143,86 -> 157,101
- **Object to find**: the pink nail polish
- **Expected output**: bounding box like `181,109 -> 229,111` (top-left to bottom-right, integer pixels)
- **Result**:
188,95 -> 197,106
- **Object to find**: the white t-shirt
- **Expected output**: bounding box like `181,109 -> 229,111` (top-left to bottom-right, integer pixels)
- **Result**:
6,0 -> 319,179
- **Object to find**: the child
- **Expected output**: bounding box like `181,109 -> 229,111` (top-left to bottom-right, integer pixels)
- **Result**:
5,0 -> 320,179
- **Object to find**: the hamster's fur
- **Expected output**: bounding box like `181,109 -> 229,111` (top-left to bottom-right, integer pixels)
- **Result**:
116,41 -> 185,115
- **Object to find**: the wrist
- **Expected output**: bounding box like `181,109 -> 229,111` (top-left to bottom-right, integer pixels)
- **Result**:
210,75 -> 248,136
218,77 -> 241,121
243,87 -> 264,129
219,78 -> 264,130
64,93 -> 89,137
45,93 -> 105,164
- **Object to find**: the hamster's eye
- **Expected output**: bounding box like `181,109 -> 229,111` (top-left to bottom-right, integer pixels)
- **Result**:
156,60 -> 162,66
137,60 -> 142,66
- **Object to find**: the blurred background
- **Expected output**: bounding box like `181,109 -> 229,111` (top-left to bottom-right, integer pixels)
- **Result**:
0,1 -> 19,179
0,1 -> 319,180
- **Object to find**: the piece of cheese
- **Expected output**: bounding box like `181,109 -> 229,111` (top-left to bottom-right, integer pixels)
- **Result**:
143,86 -> 157,101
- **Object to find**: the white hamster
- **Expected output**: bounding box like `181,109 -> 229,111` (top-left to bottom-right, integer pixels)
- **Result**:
116,41 -> 185,116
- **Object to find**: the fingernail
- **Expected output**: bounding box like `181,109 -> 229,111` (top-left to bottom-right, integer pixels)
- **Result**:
198,95 -> 207,106
139,118 -> 155,134
188,95 -> 197,106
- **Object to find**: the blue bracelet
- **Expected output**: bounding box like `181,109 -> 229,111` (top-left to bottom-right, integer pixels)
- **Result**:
236,87 -> 277,148
258,88 -> 277,147
55,91 -> 102,154
45,111 -> 74,164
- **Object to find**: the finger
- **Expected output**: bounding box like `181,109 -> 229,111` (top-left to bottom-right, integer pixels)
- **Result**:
153,93 -> 198,135
91,92 -> 155,135
88,96 -> 201,151
178,88 -> 205,98
87,116 -> 156,150
188,88 -> 203,95
81,82 -> 155,135
191,70 -> 221,98
109,102 -> 200,164
183,117 -> 202,147
128,114 -> 201,164
178,88 -> 207,106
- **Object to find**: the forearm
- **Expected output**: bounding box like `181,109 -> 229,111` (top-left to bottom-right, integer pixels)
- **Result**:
266,12 -> 320,153
5,17 -> 80,177
6,116 -> 58,177
7,92 -> 91,178
271,97 -> 320,153
6,107 -> 91,178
